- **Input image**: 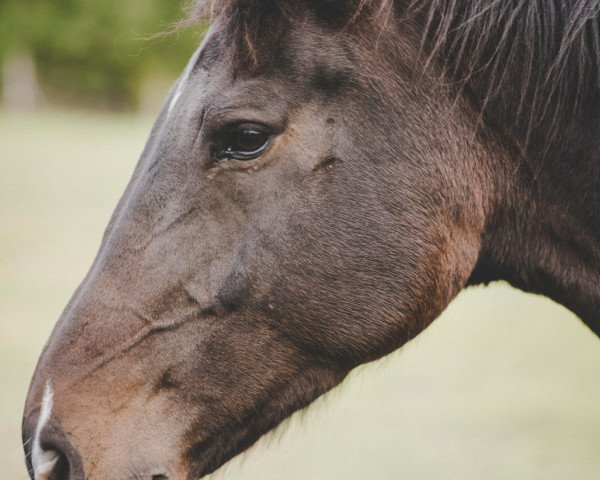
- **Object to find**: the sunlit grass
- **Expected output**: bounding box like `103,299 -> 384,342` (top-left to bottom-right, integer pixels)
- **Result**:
1,109 -> 599,480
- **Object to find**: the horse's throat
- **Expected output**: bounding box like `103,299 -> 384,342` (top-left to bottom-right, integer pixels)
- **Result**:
469,149 -> 600,337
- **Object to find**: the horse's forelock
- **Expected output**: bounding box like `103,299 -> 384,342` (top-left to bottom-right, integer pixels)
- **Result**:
185,0 -> 396,70
187,0 -> 393,23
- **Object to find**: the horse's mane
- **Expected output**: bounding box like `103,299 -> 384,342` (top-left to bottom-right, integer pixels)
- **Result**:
188,0 -> 600,150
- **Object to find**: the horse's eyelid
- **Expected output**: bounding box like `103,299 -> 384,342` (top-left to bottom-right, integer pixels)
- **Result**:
216,138 -> 271,161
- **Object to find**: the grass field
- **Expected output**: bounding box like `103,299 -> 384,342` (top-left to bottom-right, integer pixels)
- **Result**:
1,109 -> 599,480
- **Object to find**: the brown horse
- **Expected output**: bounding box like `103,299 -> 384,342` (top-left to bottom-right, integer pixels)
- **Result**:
23,1 -> 600,479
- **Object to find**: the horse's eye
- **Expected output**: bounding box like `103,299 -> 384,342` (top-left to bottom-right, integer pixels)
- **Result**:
218,126 -> 270,161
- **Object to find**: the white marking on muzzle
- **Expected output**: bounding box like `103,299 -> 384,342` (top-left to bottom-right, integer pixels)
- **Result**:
167,25 -> 216,116
32,382 -> 59,480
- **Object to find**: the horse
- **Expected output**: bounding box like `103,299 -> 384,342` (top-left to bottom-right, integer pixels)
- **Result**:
22,0 -> 600,478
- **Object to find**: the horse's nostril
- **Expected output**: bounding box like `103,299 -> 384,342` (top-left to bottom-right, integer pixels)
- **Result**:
151,475 -> 168,480
48,451 -> 70,480
31,448 -> 69,480
28,415 -> 84,480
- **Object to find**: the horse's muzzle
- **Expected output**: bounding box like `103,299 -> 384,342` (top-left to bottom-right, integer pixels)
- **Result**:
25,416 -> 180,480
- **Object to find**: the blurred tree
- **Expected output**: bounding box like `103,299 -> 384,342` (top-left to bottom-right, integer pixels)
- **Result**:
0,0 -> 204,110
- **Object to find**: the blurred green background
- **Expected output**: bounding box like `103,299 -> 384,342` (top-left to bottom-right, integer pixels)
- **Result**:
0,0 -> 201,111
1,2 -> 599,480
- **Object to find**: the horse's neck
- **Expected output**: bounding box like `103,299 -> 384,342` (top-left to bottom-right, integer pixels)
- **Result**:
419,0 -> 600,333
470,128 -> 600,337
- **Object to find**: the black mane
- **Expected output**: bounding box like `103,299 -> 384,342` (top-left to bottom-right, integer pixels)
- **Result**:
413,0 -> 600,152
